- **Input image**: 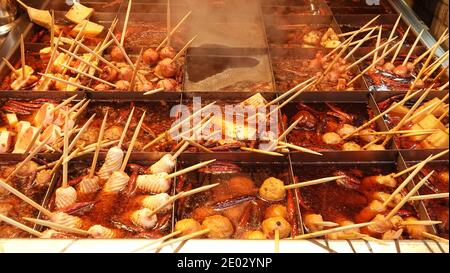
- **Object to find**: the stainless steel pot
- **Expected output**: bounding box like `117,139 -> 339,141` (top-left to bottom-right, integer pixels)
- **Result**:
0,0 -> 18,35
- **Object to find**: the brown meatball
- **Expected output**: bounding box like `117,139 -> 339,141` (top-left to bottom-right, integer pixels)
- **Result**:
143,48 -> 159,66
264,204 -> 288,219
159,46 -> 176,59
104,125 -> 123,142
383,62 -> 395,72
241,230 -> 266,240
35,170 -> 53,187
259,177 -> 286,202
118,66 -> 133,81
393,65 -> 408,76
192,206 -> 216,223
110,46 -> 125,62
101,66 -> 118,82
202,215 -> 234,239
156,58 -> 178,78
262,216 -> 291,239
94,83 -> 111,91
136,80 -> 155,92
175,219 -> 202,236
115,80 -> 130,91
156,79 -> 177,91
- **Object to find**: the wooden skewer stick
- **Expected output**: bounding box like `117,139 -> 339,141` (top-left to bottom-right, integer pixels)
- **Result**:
58,47 -> 102,73
108,30 -> 135,69
120,112 -> 146,172
432,64 -> 449,82
438,108 -> 449,122
99,18 -> 118,53
315,41 -> 351,86
314,221 -> 339,228
422,232 -> 449,243
413,29 -> 448,66
266,77 -> 317,107
268,115 -> 306,151
6,135 -> 52,182
422,50 -> 449,75
50,10 -> 55,52
268,80 -> 316,117
402,220 -> 442,226
172,35 -> 198,62
285,175 -> 345,190
68,113 -> 96,151
399,131 -> 437,138
439,81 -> 449,91
409,193 -> 449,202
148,183 -> 219,218
89,112 -> 108,178
150,229 -> 210,251
157,11 -> 192,51
0,178 -> 53,217
166,0 -> 171,47
2,58 -> 20,75
423,52 -> 449,81
274,229 -> 280,253
129,48 -> 143,91
165,159 -> 216,180
346,36 -> 397,71
172,140 -> 189,159
278,141 -> 322,156
143,87 -> 164,96
62,148 -> 81,165
52,95 -> 78,113
120,0 -> 133,46
23,217 -> 89,236
373,25 -> 382,64
384,155 -> 433,207
62,113 -> 69,188
395,150 -> 448,178
23,122 -> 46,154
143,102 -> 217,150
0,214 -> 42,237
344,27 -> 377,60
185,139 -> 213,153
72,99 -> 91,121
20,34 -> 26,78
293,222 -> 375,240
118,107 -> 135,148
354,129 -> 437,137
391,26 -> 411,64
61,64 -> 117,88
382,13 -> 402,56
338,26 -> 378,37
343,90 -> 421,140
240,147 -> 284,157
402,29 -> 425,66
404,93 -> 448,124
38,73 -> 95,91
385,171 -> 434,220
347,39 -> 403,86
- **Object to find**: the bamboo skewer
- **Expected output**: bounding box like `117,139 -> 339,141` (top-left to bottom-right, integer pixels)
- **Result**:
185,139 -> 213,153
38,73 -> 95,91
58,47 -> 102,73
166,0 -> 171,47
268,115 -> 307,151
68,114 -> 96,151
23,217 -> 89,236
165,159 -> 216,180
409,193 -> 449,202
266,77 -> 316,107
284,175 -> 345,190
143,87 -> 164,96
20,34 -> 26,78
373,25 -> 382,64
157,11 -> 192,51
72,100 -> 91,121
61,64 -> 117,88
278,141 -> 322,156
344,27 -> 377,60
382,14 -> 402,56
129,48 -> 143,91
338,26 -> 378,37
315,221 -> 339,228
121,0 -> 133,46
71,39 -> 121,72
0,214 -> 42,237
268,80 -> 316,117
240,147 -> 284,157
413,29 -> 448,66
402,220 -> 442,226
432,64 -> 449,82
385,171 -> 433,220
274,229 -> 280,253
394,150 -> 448,178
120,112 -> 146,172
62,113 -> 69,188
422,232 -> 449,243
423,52 -> 449,81
172,141 -> 189,159
347,39 -> 403,86
150,229 -> 210,251
23,123 -> 45,154
2,58 -> 20,75
118,107 -> 135,148
109,30 -> 135,69
439,81 -> 449,90
89,112 -> 108,178
402,29 -> 425,66
438,109 -> 449,122
293,222 -> 374,240
391,26 -> 411,64
343,90 -> 421,140
405,93 -> 448,124
172,35 -> 198,62
0,178 -> 53,217
353,129 -> 437,137
383,155 -> 433,207
423,50 -> 449,75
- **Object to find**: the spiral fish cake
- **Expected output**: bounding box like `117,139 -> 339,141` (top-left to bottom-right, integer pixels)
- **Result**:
55,186 -> 77,209
103,171 -> 130,193
136,173 -> 171,193
98,146 -> 124,180
131,208 -> 158,229
141,193 -> 172,212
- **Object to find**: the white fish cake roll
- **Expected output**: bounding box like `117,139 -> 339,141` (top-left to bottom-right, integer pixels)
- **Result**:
98,146 -> 124,180
55,186 -> 77,209
136,173 -> 171,193
88,225 -> 116,239
149,154 -> 176,174
78,176 -> 100,194
50,212 -> 83,229
103,171 -> 129,193
142,193 -> 172,212
131,208 -> 158,229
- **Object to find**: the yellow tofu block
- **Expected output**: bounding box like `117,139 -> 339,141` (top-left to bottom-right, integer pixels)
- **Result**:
417,114 -> 446,131
409,124 -> 428,142
422,97 -> 447,117
65,3 -> 94,24
26,7 -> 52,29
390,102 -> 410,117
6,113 -> 18,126
421,129 -> 449,149
71,20 -> 104,38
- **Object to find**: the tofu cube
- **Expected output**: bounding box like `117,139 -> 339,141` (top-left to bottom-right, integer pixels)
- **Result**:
65,3 -> 94,24
418,114 -> 446,131
0,131 -> 12,153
